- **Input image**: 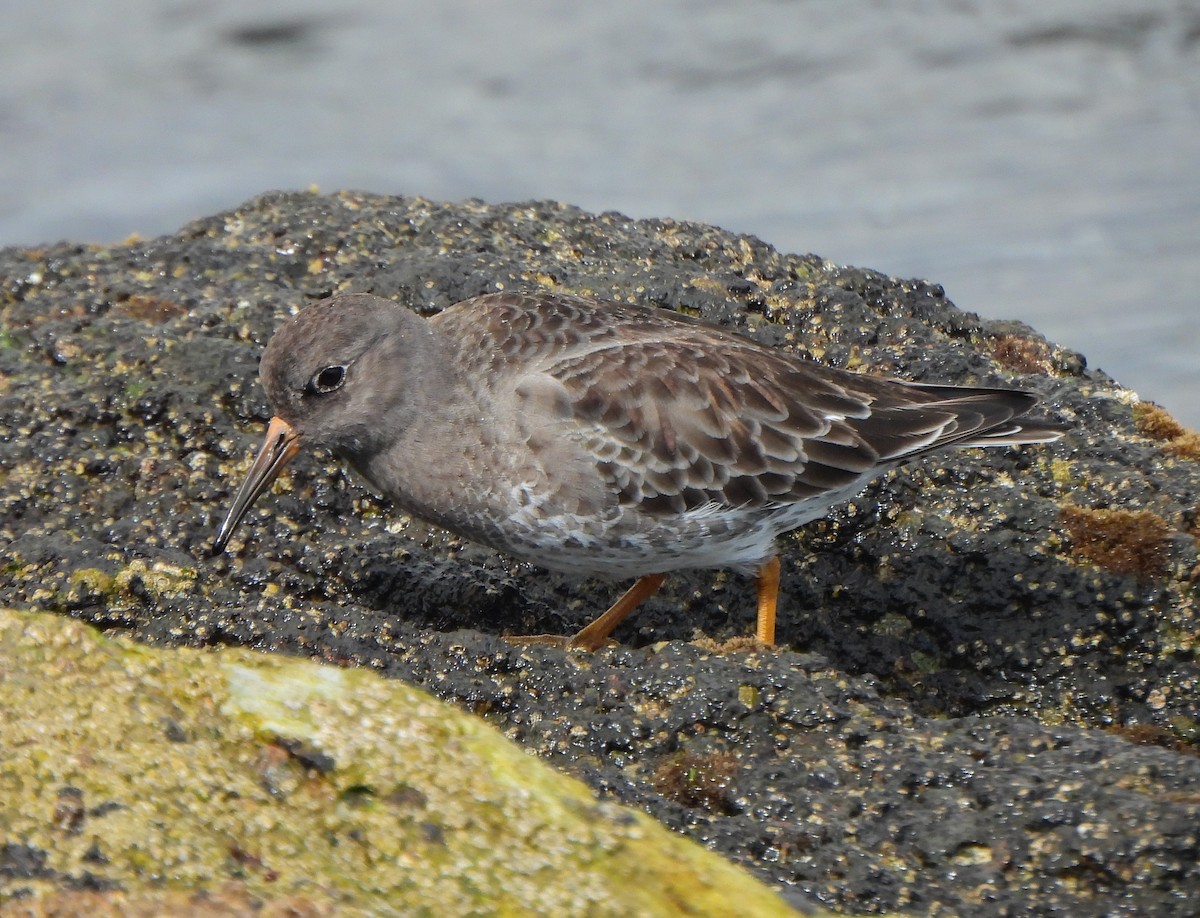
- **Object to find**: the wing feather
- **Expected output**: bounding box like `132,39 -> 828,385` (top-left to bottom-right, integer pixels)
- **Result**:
434,292 -> 1061,516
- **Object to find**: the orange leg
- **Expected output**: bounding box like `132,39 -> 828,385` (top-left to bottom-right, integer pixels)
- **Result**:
756,556 -> 780,646
569,573 -> 668,651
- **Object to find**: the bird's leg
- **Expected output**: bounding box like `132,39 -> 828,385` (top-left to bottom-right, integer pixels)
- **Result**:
568,573 -> 668,651
756,556 -> 780,646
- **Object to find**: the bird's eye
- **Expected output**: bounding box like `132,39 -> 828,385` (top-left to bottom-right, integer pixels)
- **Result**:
307,365 -> 347,394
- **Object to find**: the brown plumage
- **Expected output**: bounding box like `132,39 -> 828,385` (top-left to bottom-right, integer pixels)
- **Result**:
213,292 -> 1065,648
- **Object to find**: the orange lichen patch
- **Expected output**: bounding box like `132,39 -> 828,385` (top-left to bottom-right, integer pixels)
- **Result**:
652,751 -> 740,814
1134,402 -> 1186,441
1060,505 -> 1173,579
1133,403 -> 1200,460
112,294 -> 189,324
990,334 -> 1054,375
1108,723 -> 1198,756
1163,433 -> 1200,461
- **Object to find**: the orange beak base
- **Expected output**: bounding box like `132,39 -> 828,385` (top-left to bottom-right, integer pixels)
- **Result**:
211,416 -> 301,554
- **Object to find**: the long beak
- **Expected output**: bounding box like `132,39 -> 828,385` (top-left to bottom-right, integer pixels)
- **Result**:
211,416 -> 301,554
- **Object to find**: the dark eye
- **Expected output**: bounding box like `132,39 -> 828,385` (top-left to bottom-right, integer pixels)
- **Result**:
307,365 -> 346,394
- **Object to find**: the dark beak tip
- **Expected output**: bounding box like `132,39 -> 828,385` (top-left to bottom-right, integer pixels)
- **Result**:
210,415 -> 300,562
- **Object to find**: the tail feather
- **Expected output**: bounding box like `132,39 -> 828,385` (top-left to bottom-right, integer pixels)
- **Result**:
863,384 -> 1067,461
955,417 -> 1070,448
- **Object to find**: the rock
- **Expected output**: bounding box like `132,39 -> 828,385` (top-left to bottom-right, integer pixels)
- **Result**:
0,607 -> 802,916
1,190 -> 1198,914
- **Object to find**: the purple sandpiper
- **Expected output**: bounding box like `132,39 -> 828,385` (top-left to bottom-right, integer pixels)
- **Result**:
213,292 -> 1064,649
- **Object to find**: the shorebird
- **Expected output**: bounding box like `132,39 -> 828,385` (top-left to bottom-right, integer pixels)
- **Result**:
213,292 -> 1063,649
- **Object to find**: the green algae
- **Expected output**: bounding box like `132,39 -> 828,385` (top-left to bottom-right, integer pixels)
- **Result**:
67,567 -> 116,597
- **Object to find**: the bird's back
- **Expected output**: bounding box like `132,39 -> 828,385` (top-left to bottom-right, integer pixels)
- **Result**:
432,292 -> 1062,521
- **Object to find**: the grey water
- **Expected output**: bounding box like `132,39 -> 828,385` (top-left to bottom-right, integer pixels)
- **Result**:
3,0 -> 1197,425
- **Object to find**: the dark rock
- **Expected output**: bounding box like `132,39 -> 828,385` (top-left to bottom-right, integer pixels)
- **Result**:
2,190 -> 1198,914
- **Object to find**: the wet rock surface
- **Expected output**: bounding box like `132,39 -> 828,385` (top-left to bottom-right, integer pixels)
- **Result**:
2,190 -> 1199,914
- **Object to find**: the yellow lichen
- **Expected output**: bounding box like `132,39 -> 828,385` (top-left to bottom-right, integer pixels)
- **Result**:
0,608 -> 804,917
114,559 -> 198,599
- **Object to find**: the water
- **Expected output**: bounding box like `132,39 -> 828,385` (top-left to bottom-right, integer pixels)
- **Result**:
3,0 -> 1196,424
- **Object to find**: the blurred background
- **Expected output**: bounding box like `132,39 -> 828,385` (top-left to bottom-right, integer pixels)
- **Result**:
3,0 -> 1196,424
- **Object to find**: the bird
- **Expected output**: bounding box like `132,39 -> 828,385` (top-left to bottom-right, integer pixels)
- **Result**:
212,291 -> 1064,650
